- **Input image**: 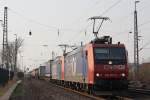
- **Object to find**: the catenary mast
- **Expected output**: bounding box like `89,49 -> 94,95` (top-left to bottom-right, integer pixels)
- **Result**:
2,7 -> 8,69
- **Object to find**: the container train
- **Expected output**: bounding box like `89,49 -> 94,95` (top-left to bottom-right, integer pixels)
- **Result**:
30,60 -> 51,80
30,36 -> 129,93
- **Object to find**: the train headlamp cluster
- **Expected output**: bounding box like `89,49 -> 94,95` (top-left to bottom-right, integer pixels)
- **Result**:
121,73 -> 125,77
96,73 -> 100,77
96,73 -> 126,77
108,61 -> 112,65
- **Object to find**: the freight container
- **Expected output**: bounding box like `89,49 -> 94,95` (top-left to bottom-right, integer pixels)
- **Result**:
51,56 -> 61,80
41,61 -> 51,77
64,47 -> 88,83
39,66 -> 46,78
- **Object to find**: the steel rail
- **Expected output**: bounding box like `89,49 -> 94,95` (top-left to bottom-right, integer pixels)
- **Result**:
50,83 -> 105,100
49,82 -> 134,100
128,88 -> 150,95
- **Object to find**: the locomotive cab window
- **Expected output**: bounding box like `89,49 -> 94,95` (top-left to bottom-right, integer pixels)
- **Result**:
94,47 -> 126,64
109,48 -> 126,60
94,48 -> 109,60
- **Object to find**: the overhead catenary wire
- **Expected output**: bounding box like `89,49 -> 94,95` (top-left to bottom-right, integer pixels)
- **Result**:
6,0 -> 126,43
8,7 -> 81,33
139,40 -> 150,52
83,0 -> 123,35
6,1 -> 150,48
65,0 -> 104,43
78,0 -> 124,39
114,0 -> 150,23
7,1 -> 149,37
90,0 -> 150,40
67,0 -> 125,46
99,0 -> 123,16
70,0 -> 150,45
72,0 -> 122,28
112,19 -> 150,38
8,8 -> 57,29
83,0 -> 150,42
70,0 -> 103,26
107,1 -> 150,38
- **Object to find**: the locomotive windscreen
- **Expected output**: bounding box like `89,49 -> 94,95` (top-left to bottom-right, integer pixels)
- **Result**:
94,47 -> 126,64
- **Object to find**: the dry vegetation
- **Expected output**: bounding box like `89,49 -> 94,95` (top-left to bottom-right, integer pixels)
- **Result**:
129,63 -> 150,88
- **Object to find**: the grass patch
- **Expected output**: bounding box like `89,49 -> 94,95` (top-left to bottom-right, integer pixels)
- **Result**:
0,91 -> 4,96
10,83 -> 24,99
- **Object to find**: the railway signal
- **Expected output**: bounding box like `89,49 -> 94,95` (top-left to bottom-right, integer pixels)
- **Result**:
29,30 -> 32,36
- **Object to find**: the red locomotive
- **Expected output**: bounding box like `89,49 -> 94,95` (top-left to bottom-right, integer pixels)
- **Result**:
50,36 -> 129,93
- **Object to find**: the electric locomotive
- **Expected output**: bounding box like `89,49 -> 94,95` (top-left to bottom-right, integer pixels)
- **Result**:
49,36 -> 128,93
87,36 -> 128,92
50,16 -> 129,93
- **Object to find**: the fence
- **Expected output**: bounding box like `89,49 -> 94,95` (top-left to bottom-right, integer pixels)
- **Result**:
0,68 -> 14,86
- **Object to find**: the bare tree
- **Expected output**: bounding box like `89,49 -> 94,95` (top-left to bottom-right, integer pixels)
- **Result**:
0,37 -> 24,70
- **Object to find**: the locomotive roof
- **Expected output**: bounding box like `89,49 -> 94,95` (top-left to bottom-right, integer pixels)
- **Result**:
63,42 -> 125,58
91,43 -> 125,47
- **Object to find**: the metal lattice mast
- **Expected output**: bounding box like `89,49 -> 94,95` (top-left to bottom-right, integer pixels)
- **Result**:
2,7 -> 8,69
134,1 -> 140,76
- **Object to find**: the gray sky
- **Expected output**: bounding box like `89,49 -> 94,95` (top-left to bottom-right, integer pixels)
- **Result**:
0,0 -> 150,70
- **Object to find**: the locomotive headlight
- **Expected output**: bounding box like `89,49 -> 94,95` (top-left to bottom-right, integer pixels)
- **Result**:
121,73 -> 125,77
108,61 -> 112,65
96,73 -> 100,77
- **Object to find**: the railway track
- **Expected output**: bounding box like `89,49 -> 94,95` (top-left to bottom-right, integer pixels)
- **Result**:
25,79 -> 150,100
50,82 -> 134,100
128,88 -> 150,95
37,79 -> 150,100
51,83 -> 104,100
55,84 -> 150,100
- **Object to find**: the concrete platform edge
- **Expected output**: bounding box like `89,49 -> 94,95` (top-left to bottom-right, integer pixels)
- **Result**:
0,80 -> 21,100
